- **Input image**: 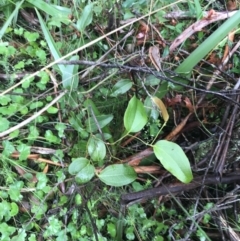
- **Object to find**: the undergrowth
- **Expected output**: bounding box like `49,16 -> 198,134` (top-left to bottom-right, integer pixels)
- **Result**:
0,0 -> 240,241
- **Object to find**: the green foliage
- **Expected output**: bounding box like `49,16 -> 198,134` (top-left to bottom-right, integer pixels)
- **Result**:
0,116 -> 9,131
98,164 -> 137,186
110,79 -> 133,97
124,95 -> 148,133
88,136 -> 106,165
76,3 -> 93,32
0,0 -> 235,240
68,158 -> 95,184
153,140 -> 193,183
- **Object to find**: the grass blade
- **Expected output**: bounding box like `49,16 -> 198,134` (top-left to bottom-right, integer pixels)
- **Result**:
176,10 -> 240,74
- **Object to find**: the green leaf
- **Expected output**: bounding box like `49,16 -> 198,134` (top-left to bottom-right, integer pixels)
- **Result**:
30,101 -> 43,110
2,140 -> 15,156
55,123 -> 66,138
110,79 -> 132,97
36,9 -> 66,74
77,3 -> 93,32
45,130 -> 60,144
28,126 -> 39,140
88,136 -> 106,165
0,95 -> 11,105
193,0 -> 203,19
86,114 -> 113,133
10,202 -> 19,217
11,229 -> 27,241
124,95 -> 147,133
27,0 -> 71,24
14,61 -> 25,70
17,143 -> 31,161
0,201 -> 11,222
24,31 -> 39,42
153,140 -> 193,183
47,106 -> 58,114
98,164 -> 137,186
145,75 -> 160,86
107,223 -> 116,238
0,116 -> 10,132
75,164 -> 95,184
68,158 -> 95,184
68,158 -> 89,175
36,173 -> 48,190
0,1 -> 24,39
0,222 -> 16,240
8,182 -> 23,202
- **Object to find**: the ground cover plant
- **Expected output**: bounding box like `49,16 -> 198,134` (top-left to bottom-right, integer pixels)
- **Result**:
1,0 -> 240,240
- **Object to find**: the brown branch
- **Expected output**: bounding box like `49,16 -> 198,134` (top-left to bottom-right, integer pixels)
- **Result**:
121,172 -> 240,205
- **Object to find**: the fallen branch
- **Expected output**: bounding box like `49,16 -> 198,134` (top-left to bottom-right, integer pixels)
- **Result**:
121,172 -> 240,205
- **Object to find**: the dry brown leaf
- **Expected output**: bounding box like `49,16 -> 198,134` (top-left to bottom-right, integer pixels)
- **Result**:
149,45 -> 161,71
29,157 -> 66,167
151,96 -> 169,123
43,164 -> 49,174
227,0 -> 237,11
222,30 -> 235,62
184,97 -> 194,112
170,11 -> 236,52
11,153 -> 40,159
165,94 -> 182,106
136,21 -> 150,45
133,166 -> 161,174
207,52 -> 221,65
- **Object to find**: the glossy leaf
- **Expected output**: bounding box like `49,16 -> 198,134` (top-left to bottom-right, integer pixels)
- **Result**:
88,136 -> 106,165
124,95 -> 147,133
99,164 -> 137,186
68,158 -> 89,175
110,79 -> 132,97
75,164 -> 95,184
153,140 -> 193,183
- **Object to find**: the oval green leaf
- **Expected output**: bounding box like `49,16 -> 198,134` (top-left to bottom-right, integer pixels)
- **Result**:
153,140 -> 193,183
75,164 -> 95,184
110,79 -> 132,97
124,95 -> 147,133
98,164 -> 137,186
47,106 -> 58,114
68,158 -> 89,175
88,136 -> 106,165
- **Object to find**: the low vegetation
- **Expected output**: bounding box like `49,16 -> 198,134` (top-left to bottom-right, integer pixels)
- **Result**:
0,0 -> 240,240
